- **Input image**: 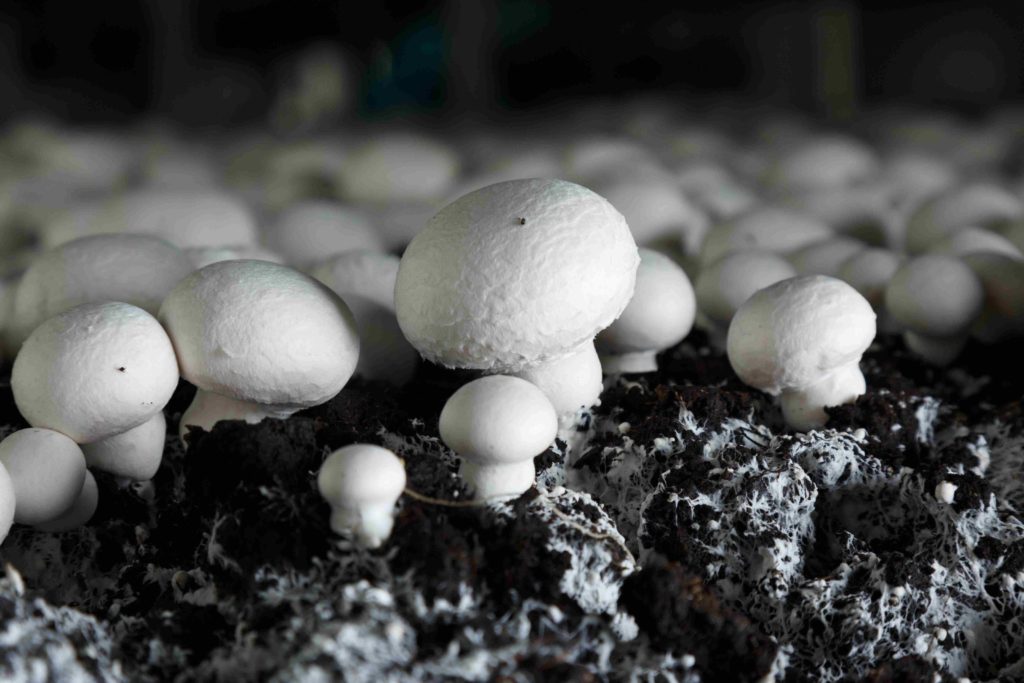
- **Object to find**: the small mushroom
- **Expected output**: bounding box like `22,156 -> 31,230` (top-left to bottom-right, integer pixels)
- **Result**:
905,183 -> 1022,254
698,206 -> 832,267
36,471 -> 98,532
337,133 -> 459,204
440,376 -> 558,500
884,254 -> 985,365
512,341 -> 602,433
82,412 -> 166,481
0,461 -> 14,543
788,236 -> 866,277
0,428 -> 86,525
265,200 -> 383,268
769,135 -> 878,191
595,248 -> 696,374
317,444 -> 406,548
932,227 -> 1023,260
160,260 -> 359,439
12,302 -> 179,443
962,252 -> 1024,344
727,275 -> 876,431
837,247 -> 902,334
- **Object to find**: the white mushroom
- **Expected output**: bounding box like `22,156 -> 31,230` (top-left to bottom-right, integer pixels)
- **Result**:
0,461 -> 14,544
789,236 -> 866,277
439,375 -> 557,500
727,275 -> 876,431
184,245 -> 285,270
311,250 -> 418,386
962,252 -> 1024,344
338,132 -> 459,204
0,428 -> 86,525
7,234 -> 194,348
513,341 -> 602,433
932,227 -> 1023,260
159,260 -> 359,439
317,444 -> 406,548
884,254 -> 985,365
769,136 -> 878,191
12,302 -> 179,443
265,200 -> 383,268
596,248 -> 696,373
82,412 -> 166,481
35,471 -> 98,533
905,183 -> 1022,254
695,249 -> 797,348
395,178 -> 638,423
837,247 -> 902,334
698,206 -> 832,267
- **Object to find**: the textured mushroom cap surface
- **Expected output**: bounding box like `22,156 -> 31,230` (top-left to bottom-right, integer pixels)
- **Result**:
727,275 -> 876,395
395,178 -> 639,372
317,444 -> 407,507
696,249 -> 797,325
265,201 -> 382,267
884,254 -> 985,337
159,260 -> 359,408
0,428 -> 86,525
699,206 -> 832,267
310,250 -> 400,310
9,234 -> 193,347
0,461 -> 14,543
12,303 -> 179,443
596,248 -> 696,353
439,375 -> 557,465
905,183 -> 1023,253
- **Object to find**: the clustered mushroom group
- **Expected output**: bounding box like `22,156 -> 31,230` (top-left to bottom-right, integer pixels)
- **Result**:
1,113 -> 1023,549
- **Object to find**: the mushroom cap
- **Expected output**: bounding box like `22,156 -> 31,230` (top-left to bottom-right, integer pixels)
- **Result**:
440,375 -> 558,466
0,461 -> 14,543
905,183 -> 1022,253
12,302 -> 179,443
696,249 -> 797,326
395,178 -> 639,372
771,136 -> 878,190
596,248 -> 696,354
8,234 -> 194,347
0,428 -> 86,525
727,275 -> 876,395
317,444 -> 406,508
837,248 -> 902,308
159,260 -> 359,409
962,251 -> 1024,343
789,236 -> 866,277
884,254 -> 985,337
588,174 -> 709,252
35,470 -> 98,532
265,200 -> 383,267
699,206 -> 832,267
310,249 -> 400,310
338,133 -> 459,204
933,227 -> 1023,260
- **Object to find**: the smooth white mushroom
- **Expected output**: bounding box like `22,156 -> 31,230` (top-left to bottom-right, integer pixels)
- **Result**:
785,184 -> 898,247
317,444 -> 406,548
35,471 -> 98,532
265,200 -> 383,268
884,254 -> 985,365
512,341 -> 602,433
12,302 -> 179,443
310,250 -> 418,386
695,249 -> 797,348
337,132 -> 459,204
837,247 -> 902,334
159,260 -> 359,440
932,227 -> 1023,260
595,248 -> 696,373
0,461 -> 14,543
7,233 -> 194,348
769,136 -> 878,191
698,205 -> 832,267
395,178 -> 638,424
727,275 -> 876,431
0,428 -> 86,525
905,183 -> 1022,254
439,375 -> 557,500
82,412 -> 166,481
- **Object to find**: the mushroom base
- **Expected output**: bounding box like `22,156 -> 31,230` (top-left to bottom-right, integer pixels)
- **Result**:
598,350 -> 659,375
779,363 -> 866,431
180,389 -> 299,442
329,502 -> 397,549
459,460 -> 536,500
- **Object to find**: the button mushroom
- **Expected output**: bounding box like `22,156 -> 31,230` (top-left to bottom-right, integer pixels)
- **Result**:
0,428 -> 87,526
727,275 -> 876,431
82,412 -> 166,481
317,444 -> 406,548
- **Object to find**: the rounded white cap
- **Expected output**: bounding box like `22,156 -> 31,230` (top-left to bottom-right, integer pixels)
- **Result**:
727,275 -> 876,395
265,201 -> 383,267
962,252 -> 1024,343
771,136 -> 878,190
13,302 -> 179,443
35,470 -> 98,532
8,234 -> 194,347
699,206 -> 832,267
789,236 -> 866,277
0,461 -> 14,544
0,428 -> 86,525
317,444 -> 406,508
596,248 -> 695,355
395,178 -> 639,372
906,183 -> 1022,253
310,250 -> 400,310
696,249 -> 797,327
837,248 -> 902,308
440,375 -> 557,466
83,411 -> 166,481
159,260 -> 359,410
885,254 -> 984,337
588,174 -> 709,252
338,133 -> 459,204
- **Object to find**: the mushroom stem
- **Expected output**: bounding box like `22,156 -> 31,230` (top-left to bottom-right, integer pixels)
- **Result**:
329,501 -> 397,549
902,331 -> 967,366
511,342 -> 602,435
779,363 -> 866,431
599,349 -> 659,375
180,389 -> 296,442
459,460 -> 536,500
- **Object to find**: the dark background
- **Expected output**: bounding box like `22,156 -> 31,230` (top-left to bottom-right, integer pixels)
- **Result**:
0,0 -> 1022,124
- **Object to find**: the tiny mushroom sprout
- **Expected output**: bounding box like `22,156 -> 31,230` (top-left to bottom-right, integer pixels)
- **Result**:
439,375 -> 558,500
695,249 -> 797,348
727,275 -> 876,431
395,178 -> 639,426
159,260 -> 359,440
0,428 -> 86,526
317,444 -> 406,548
884,254 -> 985,365
12,302 -> 179,444
595,248 -> 696,374
0,461 -> 14,543
7,233 -> 194,348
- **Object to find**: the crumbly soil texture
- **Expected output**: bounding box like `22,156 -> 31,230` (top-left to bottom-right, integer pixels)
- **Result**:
1,332 -> 1023,682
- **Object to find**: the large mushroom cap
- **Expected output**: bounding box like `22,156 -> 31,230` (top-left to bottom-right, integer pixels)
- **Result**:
395,178 -> 639,372
12,302 -> 179,443
727,275 -> 876,395
159,259 -> 359,409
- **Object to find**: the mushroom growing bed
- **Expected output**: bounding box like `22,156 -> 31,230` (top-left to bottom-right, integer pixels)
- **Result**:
1,327 -> 1022,682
